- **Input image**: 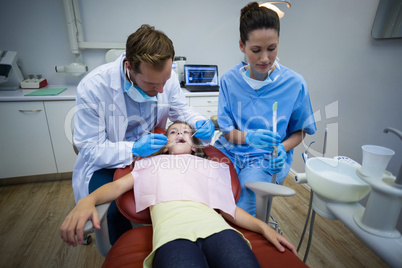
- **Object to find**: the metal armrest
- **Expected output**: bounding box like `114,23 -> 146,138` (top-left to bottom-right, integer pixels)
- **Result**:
83,202 -> 112,257
245,181 -> 296,222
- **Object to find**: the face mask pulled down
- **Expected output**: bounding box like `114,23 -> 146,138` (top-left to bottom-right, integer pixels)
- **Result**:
240,59 -> 280,90
124,66 -> 157,102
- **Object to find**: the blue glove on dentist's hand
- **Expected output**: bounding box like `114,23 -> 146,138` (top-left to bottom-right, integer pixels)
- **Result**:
264,144 -> 287,173
194,119 -> 215,140
132,133 -> 167,157
245,129 -> 281,151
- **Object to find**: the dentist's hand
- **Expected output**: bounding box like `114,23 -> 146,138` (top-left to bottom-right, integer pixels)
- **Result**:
132,133 -> 167,157
264,144 -> 287,173
245,129 -> 281,151
194,119 -> 215,140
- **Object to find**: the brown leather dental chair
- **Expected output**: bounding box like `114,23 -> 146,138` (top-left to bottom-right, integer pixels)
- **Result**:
97,145 -> 307,268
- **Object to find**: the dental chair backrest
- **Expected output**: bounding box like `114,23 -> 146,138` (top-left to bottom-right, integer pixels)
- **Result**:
113,129 -> 241,224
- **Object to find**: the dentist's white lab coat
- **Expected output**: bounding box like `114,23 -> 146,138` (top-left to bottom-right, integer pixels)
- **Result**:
72,53 -> 205,203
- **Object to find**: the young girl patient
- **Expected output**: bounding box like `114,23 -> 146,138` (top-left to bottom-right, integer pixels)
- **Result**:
60,121 -> 297,268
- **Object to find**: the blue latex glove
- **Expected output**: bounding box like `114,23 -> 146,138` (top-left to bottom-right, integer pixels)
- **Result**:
264,144 -> 287,173
132,133 -> 167,157
245,129 -> 281,151
194,119 -> 215,140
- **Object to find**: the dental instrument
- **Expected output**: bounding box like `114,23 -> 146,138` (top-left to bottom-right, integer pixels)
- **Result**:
265,102 -> 278,223
143,129 -> 177,145
144,129 -> 194,145
272,102 -> 278,171
271,102 -> 278,184
301,141 -> 315,164
191,120 -> 209,138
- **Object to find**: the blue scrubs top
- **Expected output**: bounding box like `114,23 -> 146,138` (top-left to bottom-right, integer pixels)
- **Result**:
215,61 -> 316,183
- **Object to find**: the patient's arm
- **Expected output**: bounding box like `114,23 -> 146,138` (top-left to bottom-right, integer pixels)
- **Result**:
220,207 -> 298,256
59,173 -> 134,247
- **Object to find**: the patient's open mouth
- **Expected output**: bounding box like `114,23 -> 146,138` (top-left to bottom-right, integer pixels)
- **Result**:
176,137 -> 186,143
166,137 -> 187,146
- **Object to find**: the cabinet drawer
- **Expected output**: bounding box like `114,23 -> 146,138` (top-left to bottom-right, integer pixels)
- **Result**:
193,106 -> 218,118
189,96 -> 218,107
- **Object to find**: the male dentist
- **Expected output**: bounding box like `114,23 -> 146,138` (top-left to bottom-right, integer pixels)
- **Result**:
72,24 -> 214,245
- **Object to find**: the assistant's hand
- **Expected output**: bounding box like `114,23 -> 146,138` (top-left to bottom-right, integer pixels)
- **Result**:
194,119 -> 215,140
132,133 -> 167,157
59,197 -> 100,247
264,144 -> 287,173
245,129 -> 280,151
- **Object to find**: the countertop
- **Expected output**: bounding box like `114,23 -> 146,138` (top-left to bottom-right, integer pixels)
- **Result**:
0,86 -> 218,102
180,88 -> 219,97
0,86 -> 77,102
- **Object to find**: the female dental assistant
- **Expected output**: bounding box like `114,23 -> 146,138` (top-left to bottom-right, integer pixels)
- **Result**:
73,24 -> 214,244
215,3 -> 316,216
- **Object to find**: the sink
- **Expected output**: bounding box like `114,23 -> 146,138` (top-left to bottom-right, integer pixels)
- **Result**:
306,157 -> 371,203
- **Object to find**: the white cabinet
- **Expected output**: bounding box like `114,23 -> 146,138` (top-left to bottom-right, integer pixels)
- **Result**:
45,101 -> 76,173
187,96 -> 219,119
0,102 -> 57,178
185,94 -> 221,144
0,100 -> 77,179
0,87 -> 218,179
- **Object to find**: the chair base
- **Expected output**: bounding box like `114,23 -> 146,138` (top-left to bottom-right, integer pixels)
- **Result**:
102,225 -> 307,268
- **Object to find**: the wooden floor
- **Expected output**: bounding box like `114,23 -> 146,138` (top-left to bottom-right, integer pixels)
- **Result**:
0,176 -> 387,268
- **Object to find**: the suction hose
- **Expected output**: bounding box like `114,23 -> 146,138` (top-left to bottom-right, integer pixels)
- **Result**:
383,127 -> 402,185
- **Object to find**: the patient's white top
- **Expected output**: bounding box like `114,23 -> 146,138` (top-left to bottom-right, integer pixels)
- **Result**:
131,154 -> 237,218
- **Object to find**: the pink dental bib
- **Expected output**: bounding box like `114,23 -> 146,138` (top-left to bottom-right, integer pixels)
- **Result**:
131,154 -> 236,218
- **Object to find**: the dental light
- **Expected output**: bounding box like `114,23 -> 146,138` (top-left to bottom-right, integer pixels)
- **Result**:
259,1 -> 291,19
55,62 -> 88,76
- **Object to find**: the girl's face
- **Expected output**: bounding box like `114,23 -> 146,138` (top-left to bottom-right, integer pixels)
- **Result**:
240,28 -> 279,81
166,123 -> 195,155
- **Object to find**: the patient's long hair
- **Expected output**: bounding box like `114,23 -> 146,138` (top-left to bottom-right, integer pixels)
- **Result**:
151,121 -> 207,159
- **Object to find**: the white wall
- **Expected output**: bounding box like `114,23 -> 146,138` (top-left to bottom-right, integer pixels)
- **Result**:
278,0 -> 402,178
1,0 -> 400,175
279,0 -> 402,231
0,0 -> 246,85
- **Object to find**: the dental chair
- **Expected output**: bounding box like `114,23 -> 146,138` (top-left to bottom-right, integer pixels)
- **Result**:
83,142 -> 306,267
